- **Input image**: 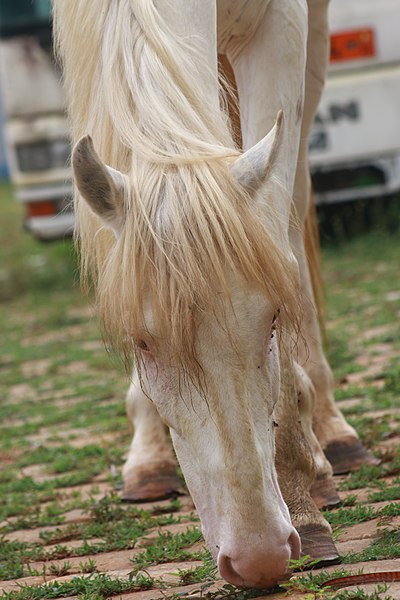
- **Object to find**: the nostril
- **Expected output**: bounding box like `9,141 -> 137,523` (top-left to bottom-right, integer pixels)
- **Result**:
218,550 -> 289,588
218,554 -> 245,587
217,528 -> 300,588
289,529 -> 301,561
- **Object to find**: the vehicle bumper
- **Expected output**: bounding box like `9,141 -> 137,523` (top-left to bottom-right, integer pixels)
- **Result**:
24,212 -> 75,241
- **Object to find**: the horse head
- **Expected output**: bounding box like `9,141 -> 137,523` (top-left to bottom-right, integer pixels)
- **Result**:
71,113 -> 302,588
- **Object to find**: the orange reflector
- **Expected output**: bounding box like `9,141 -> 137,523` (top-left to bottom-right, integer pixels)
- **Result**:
330,28 -> 375,63
27,201 -> 57,218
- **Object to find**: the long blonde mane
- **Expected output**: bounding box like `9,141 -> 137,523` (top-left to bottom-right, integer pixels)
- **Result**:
54,0 -> 300,374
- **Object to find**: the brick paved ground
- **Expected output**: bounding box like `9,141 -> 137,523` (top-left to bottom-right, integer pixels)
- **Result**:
1,312 -> 399,598
1,211 -> 399,599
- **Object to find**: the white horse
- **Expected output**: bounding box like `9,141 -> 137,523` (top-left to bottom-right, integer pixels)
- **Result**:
53,0 -> 376,588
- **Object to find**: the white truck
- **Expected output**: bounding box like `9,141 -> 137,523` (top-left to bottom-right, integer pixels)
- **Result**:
310,0 -> 400,204
0,0 -> 73,240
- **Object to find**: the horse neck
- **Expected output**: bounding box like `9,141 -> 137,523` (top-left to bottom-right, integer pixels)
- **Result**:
54,0 -> 231,168
158,0 -> 220,114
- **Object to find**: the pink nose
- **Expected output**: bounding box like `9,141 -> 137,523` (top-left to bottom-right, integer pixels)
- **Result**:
217,528 -> 300,588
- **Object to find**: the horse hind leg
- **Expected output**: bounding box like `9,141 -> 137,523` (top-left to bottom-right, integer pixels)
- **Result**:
291,0 -> 378,475
122,373 -> 183,501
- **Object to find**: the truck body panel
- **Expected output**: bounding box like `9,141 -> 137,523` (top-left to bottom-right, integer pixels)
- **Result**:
310,0 -> 400,203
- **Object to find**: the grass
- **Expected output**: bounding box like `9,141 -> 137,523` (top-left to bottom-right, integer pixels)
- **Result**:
324,502 -> 400,531
0,494 -> 199,581
339,450 -> 400,491
132,528 -> 205,572
1,182 -> 400,598
343,528 -> 400,564
0,572 -> 156,600
368,485 -> 400,503
176,560 -> 218,585
281,564 -> 397,600
0,182 -> 78,303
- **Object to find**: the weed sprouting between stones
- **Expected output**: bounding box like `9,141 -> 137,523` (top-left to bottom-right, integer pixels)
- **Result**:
161,582 -> 283,599
0,572 -> 156,600
131,528 -> 205,572
368,484 -> 400,503
176,559 -> 218,585
280,566 -> 351,594
0,493 -> 201,582
325,505 -> 376,528
323,502 -> 400,531
342,528 -> 400,564
48,561 -> 71,577
342,494 -> 358,507
79,558 -> 98,574
321,584 -> 393,600
279,567 -> 395,599
339,449 -> 400,491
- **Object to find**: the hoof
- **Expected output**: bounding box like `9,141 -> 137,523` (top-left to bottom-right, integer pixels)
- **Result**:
297,524 -> 340,567
310,474 -> 341,510
324,436 -> 380,475
122,462 -> 184,502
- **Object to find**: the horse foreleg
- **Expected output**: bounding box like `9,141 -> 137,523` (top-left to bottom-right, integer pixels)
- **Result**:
275,358 -> 339,564
290,223 -> 378,474
294,362 -> 341,509
225,0 -> 337,560
122,372 -> 183,501
291,0 -> 378,474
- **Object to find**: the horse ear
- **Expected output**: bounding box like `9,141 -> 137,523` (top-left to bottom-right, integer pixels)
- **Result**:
72,136 -> 126,234
230,111 -> 284,193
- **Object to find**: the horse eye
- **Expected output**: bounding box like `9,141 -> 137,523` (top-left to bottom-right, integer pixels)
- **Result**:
137,340 -> 150,352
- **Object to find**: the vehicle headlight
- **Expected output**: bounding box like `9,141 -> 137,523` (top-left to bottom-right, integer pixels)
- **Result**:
16,138 -> 70,172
